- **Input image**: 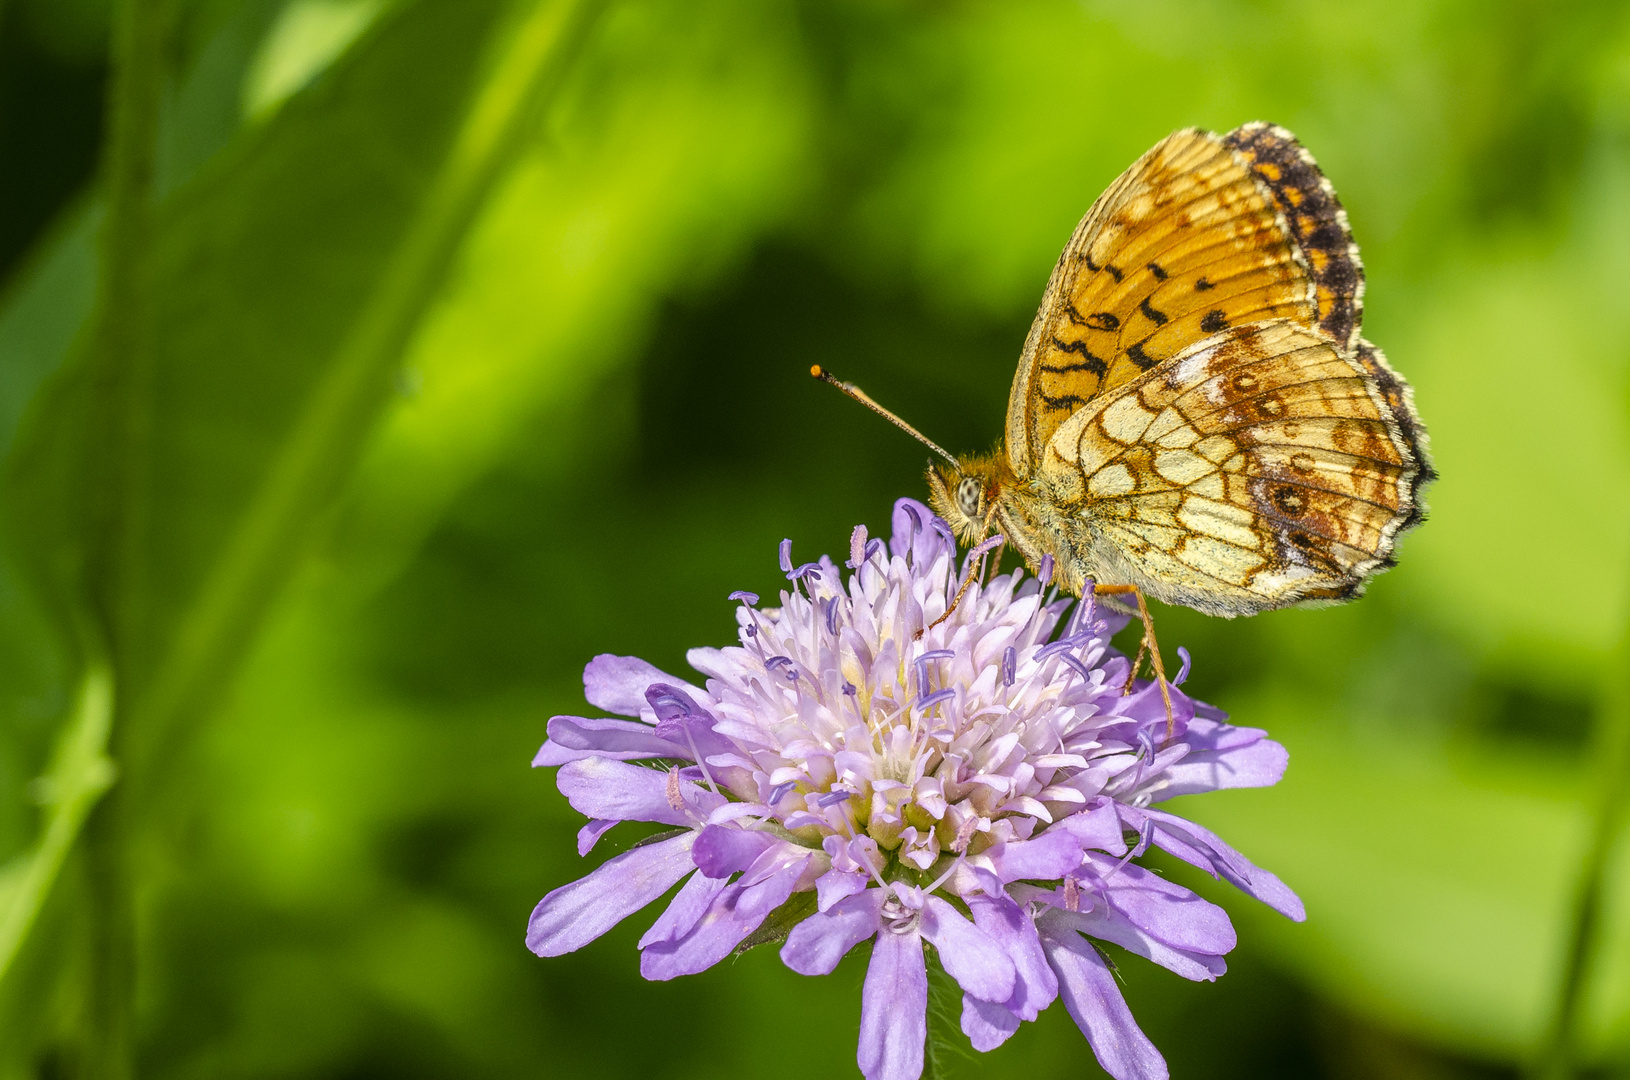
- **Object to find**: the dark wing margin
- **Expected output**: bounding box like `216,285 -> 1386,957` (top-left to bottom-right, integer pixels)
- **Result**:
1223,123 -> 1364,354
1225,122 -> 1435,531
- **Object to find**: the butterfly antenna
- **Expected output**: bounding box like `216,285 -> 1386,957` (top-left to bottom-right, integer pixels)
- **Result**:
810,365 -> 959,467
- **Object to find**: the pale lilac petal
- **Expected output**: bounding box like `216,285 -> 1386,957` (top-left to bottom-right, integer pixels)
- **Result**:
1156,720 -> 1287,796
1066,906 -> 1227,982
781,888 -> 885,975
533,715 -> 689,766
920,896 -> 1015,1004
1054,797 -> 1127,855
1132,807 -> 1305,921
990,830 -> 1085,882
692,825 -> 778,879
639,869 -> 729,948
966,893 -> 1057,1020
815,868 -> 870,912
1086,854 -> 1236,954
961,994 -> 1021,1052
527,832 -> 696,957
556,758 -> 716,825
576,819 -> 617,855
858,928 -> 927,1080
1039,914 -> 1169,1080
640,855 -> 811,980
582,654 -> 696,716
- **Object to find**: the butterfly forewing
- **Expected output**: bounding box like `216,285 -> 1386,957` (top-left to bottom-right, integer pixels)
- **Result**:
1008,128 -> 1331,474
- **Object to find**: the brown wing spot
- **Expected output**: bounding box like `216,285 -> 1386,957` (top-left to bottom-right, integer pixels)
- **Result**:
1200,310 -> 1228,333
1126,342 -> 1157,370
1040,392 -> 1089,411
1271,486 -> 1305,515
1084,311 -> 1120,332
1139,297 -> 1168,327
1105,264 -> 1124,284
1147,261 -> 1169,281
1195,277 -> 1215,291
1290,452 -> 1316,474
1256,395 -> 1286,419
1231,372 -> 1259,394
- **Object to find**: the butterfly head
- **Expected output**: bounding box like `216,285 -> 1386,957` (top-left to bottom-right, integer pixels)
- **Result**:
927,454 -> 1003,545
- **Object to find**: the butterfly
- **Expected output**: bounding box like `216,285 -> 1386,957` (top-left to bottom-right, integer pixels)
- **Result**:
815,123 -> 1432,706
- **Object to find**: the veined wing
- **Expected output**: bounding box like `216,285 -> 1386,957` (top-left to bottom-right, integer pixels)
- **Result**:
1006,123 -> 1382,482
1038,320 -> 1426,615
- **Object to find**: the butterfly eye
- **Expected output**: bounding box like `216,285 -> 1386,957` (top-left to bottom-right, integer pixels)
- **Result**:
955,478 -> 983,518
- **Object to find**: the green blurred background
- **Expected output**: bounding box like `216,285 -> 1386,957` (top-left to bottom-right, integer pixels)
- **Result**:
1,0 -> 1629,1076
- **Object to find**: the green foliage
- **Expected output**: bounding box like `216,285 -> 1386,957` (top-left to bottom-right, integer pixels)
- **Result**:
0,0 -> 1628,1076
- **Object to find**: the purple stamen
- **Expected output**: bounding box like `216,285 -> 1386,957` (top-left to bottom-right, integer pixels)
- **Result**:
778,538 -> 794,575
1038,553 -> 1054,586
917,687 -> 956,710
914,650 -> 954,693
1174,646 -> 1193,686
768,780 -> 798,803
824,597 -> 840,634
1001,646 -> 1016,687
729,590 -> 759,605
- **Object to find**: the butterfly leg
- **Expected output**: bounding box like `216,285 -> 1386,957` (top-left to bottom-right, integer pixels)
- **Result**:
919,547 -> 994,638
920,506 -> 1006,638
1091,584 -> 1175,738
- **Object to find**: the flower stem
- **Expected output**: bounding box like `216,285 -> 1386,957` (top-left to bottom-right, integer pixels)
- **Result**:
1532,643 -> 1630,1079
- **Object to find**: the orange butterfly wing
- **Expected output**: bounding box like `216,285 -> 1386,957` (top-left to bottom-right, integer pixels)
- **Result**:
1005,123 -> 1390,479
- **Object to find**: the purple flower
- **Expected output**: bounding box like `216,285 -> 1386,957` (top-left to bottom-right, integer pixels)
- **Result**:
528,499 -> 1303,1080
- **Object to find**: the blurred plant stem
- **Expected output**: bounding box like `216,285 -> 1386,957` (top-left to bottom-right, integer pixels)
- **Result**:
16,0 -> 610,1072
123,0 -> 609,787
1531,634 -> 1630,1079
81,0 -> 168,1072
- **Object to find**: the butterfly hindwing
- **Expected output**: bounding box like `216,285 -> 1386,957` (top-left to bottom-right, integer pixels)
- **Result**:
1036,320 -> 1421,614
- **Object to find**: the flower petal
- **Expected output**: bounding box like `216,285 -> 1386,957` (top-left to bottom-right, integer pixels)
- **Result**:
961,994 -> 1021,1052
815,868 -> 870,912
990,829 -> 1085,883
639,854 -> 811,980
1054,797 -> 1127,856
638,868 -> 729,948
1038,913 -> 1169,1080
692,825 -> 779,879
556,757 -> 717,826
533,715 -> 689,766
1063,905 -> 1227,982
526,832 -> 696,957
1085,854 -> 1236,954
858,927 -> 928,1080
920,896 -> 1015,1005
781,888 -> 885,976
1156,718 -> 1287,796
583,654 -> 696,717
576,819 -> 617,855
1131,807 -> 1305,921
966,893 -> 1057,1021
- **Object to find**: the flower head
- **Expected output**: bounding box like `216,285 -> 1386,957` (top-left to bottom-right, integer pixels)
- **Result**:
528,499 -> 1303,1080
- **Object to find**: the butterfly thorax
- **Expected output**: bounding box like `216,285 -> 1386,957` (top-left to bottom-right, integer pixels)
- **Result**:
929,453 -> 1093,597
